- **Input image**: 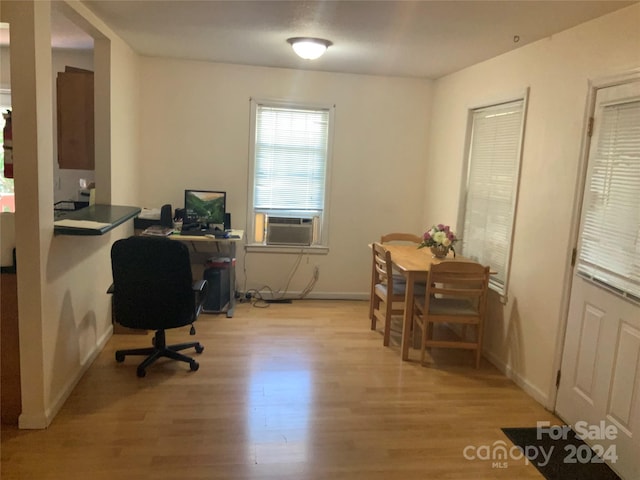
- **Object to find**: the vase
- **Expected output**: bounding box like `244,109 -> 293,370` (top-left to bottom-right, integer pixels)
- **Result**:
430,245 -> 449,258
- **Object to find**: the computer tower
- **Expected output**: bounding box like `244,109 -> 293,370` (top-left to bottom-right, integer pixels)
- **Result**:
203,265 -> 231,313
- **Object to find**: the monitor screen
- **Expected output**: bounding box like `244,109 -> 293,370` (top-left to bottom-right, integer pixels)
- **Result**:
184,190 -> 226,227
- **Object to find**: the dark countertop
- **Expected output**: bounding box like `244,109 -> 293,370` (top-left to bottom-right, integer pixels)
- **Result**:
54,204 -> 141,236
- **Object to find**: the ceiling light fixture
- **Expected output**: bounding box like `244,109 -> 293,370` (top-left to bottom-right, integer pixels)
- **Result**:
287,37 -> 332,60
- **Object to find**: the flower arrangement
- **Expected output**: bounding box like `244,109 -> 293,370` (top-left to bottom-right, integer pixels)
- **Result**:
419,224 -> 458,257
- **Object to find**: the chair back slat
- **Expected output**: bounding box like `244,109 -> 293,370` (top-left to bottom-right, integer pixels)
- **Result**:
380,232 -> 422,245
432,286 -> 485,297
372,242 -> 393,284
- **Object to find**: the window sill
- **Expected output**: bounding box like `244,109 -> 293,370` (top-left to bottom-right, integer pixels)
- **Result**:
245,244 -> 329,255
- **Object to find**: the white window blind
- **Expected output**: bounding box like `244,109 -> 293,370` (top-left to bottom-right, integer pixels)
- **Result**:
462,99 -> 525,294
254,105 -> 329,212
577,99 -> 640,300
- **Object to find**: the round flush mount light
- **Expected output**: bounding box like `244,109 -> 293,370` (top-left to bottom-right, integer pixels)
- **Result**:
287,37 -> 332,60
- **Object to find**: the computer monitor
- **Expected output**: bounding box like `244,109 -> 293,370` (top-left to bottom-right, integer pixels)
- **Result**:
184,190 -> 226,229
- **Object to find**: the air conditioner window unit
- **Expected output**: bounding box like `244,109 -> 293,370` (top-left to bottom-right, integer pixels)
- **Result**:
266,216 -> 313,246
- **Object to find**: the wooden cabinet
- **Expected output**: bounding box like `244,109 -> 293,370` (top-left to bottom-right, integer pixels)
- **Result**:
1,272 -> 21,425
56,66 -> 94,170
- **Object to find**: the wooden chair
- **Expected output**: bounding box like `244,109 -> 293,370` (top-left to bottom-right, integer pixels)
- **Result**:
381,233 -> 425,274
413,261 -> 490,368
370,242 -> 425,346
380,232 -> 422,282
378,231 -> 424,296
370,242 -> 404,345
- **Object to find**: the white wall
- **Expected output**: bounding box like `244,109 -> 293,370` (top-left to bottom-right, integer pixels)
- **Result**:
424,4 -> 640,407
40,2 -> 141,425
0,0 -> 140,428
137,58 -> 433,297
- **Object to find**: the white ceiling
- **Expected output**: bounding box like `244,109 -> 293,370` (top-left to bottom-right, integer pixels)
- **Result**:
2,1 -> 636,79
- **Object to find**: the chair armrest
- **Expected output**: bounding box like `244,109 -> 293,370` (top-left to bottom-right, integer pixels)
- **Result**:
193,279 -> 209,315
107,283 -> 114,294
192,279 -> 207,293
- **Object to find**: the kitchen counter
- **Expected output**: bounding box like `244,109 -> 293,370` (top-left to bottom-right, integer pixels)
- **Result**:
54,204 -> 141,235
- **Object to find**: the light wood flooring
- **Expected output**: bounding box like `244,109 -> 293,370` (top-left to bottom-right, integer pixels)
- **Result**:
1,300 -> 557,479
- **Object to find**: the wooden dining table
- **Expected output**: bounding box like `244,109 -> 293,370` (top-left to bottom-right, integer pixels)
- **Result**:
379,244 -> 479,361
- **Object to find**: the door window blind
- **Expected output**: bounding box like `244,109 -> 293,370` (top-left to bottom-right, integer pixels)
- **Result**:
577,99 -> 640,300
462,99 -> 525,294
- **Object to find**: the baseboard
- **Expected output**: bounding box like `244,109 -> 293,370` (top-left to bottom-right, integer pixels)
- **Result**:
483,348 -> 550,409
277,291 -> 369,301
18,324 -> 113,429
16,412 -> 49,430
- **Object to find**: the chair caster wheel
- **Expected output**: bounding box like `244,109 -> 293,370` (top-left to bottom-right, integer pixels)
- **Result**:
195,344 -> 204,354
115,352 -> 125,363
136,368 -> 146,378
189,360 -> 199,372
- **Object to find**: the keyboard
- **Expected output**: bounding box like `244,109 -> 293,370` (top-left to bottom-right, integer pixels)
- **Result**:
181,229 -> 228,238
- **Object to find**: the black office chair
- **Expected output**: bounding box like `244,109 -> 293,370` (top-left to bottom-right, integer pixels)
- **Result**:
109,236 -> 207,377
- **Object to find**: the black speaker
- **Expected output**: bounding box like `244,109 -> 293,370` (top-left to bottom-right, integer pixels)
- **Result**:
160,204 -> 173,227
224,212 -> 231,231
174,208 -> 185,221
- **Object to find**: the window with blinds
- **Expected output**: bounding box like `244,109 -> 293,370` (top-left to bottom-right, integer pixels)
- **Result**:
248,99 -> 334,247
461,98 -> 527,295
577,98 -> 640,301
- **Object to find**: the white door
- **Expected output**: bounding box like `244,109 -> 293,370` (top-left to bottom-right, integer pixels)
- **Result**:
556,79 -> 640,480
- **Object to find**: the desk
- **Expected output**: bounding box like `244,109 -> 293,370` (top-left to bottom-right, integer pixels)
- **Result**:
170,230 -> 244,318
380,244 -> 478,361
